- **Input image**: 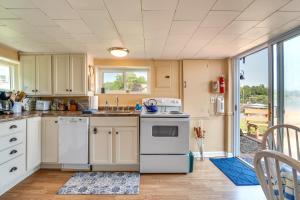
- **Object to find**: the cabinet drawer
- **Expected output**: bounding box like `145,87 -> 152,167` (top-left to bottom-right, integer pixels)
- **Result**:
0,144 -> 25,165
0,155 -> 25,187
0,132 -> 24,152
90,117 -> 138,127
0,119 -> 26,137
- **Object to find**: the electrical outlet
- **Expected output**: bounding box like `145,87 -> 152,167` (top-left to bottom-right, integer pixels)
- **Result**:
210,97 -> 215,103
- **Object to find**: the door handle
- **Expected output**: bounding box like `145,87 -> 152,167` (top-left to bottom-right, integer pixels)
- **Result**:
93,128 -> 97,134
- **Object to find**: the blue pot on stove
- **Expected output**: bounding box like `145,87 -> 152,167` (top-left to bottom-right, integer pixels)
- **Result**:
143,99 -> 158,113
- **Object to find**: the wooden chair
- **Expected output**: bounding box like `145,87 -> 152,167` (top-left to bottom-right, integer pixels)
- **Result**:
261,124 -> 300,160
254,150 -> 300,200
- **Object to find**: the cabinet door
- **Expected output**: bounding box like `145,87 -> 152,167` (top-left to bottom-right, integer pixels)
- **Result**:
26,117 -> 41,171
53,55 -> 70,95
90,127 -> 113,164
35,55 -> 52,95
41,117 -> 58,163
115,127 -> 138,164
69,55 -> 86,95
20,55 -> 36,95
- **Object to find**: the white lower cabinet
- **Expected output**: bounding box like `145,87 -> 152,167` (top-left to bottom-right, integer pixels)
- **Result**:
26,117 -> 42,171
41,117 -> 58,163
0,119 -> 26,195
115,127 -> 138,164
90,127 -> 113,164
90,117 -> 139,169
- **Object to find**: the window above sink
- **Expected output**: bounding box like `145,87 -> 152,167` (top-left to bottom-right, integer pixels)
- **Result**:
95,66 -> 150,94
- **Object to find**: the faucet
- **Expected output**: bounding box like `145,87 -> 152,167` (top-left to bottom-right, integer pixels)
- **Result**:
116,96 -> 119,111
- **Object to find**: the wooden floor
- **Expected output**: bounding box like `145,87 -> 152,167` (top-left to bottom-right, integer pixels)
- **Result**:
0,160 -> 266,200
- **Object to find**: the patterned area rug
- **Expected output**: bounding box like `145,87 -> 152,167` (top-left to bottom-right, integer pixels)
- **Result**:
58,172 -> 140,195
210,157 -> 259,186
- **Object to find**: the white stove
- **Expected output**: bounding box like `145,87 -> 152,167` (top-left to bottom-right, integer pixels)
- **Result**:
140,98 -> 190,173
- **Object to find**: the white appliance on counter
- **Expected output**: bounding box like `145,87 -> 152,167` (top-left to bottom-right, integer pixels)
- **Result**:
58,117 -> 89,170
140,98 -> 190,173
35,100 -> 51,111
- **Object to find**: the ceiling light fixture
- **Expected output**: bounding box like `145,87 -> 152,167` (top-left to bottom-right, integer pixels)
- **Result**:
108,47 -> 129,57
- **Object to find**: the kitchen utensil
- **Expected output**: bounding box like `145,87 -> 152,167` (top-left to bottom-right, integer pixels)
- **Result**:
143,99 -> 158,113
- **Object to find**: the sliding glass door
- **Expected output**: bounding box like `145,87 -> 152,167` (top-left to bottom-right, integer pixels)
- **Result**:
283,35 -> 300,127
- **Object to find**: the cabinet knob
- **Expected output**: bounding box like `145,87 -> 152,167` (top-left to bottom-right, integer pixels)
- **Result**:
9,137 -> 17,142
66,89 -> 69,91
116,131 -> 118,134
9,125 -> 17,129
69,89 -> 72,92
108,131 -> 111,134
32,89 -> 35,92
9,167 -> 18,173
93,128 -> 97,134
54,121 -> 58,123
35,89 -> 38,92
10,149 -> 18,155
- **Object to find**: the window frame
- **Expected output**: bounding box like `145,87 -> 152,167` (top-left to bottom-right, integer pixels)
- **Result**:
95,66 -> 151,95
0,61 -> 15,91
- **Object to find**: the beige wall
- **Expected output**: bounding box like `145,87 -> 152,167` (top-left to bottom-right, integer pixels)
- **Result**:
93,59 -> 180,106
0,43 -> 18,61
94,58 -> 234,154
182,59 -> 233,153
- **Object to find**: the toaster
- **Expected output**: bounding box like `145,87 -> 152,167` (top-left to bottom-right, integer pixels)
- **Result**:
36,100 -> 51,111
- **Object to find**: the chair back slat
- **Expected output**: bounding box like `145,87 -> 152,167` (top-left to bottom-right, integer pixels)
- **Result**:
287,128 -> 292,157
296,131 -> 300,160
255,150 -> 300,200
275,159 -> 284,199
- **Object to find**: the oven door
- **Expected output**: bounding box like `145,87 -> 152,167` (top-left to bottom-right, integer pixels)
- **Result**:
140,117 -> 190,154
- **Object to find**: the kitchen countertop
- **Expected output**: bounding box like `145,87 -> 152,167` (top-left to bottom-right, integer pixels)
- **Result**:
0,110 -> 140,123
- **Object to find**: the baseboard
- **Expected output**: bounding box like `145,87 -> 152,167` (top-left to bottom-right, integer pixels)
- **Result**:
192,151 -> 233,158
0,165 -> 40,196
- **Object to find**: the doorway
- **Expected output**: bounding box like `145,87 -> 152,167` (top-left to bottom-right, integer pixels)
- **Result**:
235,48 -> 272,166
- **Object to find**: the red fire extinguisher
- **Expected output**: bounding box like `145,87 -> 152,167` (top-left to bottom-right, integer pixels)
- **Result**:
219,75 -> 225,94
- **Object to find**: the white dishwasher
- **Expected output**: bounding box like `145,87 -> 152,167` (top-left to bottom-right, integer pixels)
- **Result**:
58,117 -> 89,170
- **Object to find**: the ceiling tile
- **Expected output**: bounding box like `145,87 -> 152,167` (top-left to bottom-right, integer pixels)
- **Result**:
222,20 -> 259,34
237,0 -> 290,20
169,21 -> 199,36
0,6 -> 18,19
10,9 -> 57,26
174,0 -> 216,20
212,0 -> 254,11
200,11 -> 240,27
79,10 -> 118,38
55,19 -> 92,34
280,0 -> 300,11
31,0 -> 79,19
179,39 -> 209,58
256,11 -> 300,29
67,0 -> 105,10
115,21 -> 143,36
0,19 -> 40,33
143,11 -> 173,39
240,27 -> 270,39
104,0 -> 142,21
0,0 -> 36,8
193,27 -> 222,40
142,0 -> 178,10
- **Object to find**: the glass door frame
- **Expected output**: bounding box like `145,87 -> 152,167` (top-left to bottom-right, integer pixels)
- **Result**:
233,44 -> 274,157
233,27 -> 300,156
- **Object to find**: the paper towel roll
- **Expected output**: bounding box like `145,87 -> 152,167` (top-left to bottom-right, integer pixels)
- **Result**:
89,96 -> 99,110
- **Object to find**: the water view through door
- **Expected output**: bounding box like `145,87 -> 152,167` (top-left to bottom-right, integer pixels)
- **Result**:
239,48 -> 270,165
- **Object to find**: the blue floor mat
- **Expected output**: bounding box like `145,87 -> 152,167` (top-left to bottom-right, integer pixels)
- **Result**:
209,157 -> 259,186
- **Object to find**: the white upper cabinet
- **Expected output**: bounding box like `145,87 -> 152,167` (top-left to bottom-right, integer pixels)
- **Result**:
35,55 -> 52,95
20,55 -> 52,96
20,55 -> 36,95
53,54 -> 86,96
53,55 -> 70,95
69,55 -> 86,95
